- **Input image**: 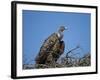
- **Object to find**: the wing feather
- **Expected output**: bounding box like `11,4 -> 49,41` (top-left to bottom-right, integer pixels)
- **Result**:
35,33 -> 59,64
52,41 -> 65,61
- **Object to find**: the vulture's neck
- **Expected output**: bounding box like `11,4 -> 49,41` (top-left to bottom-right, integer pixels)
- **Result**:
57,31 -> 63,40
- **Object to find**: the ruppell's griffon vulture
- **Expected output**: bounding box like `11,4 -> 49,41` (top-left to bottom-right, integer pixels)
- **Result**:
35,26 -> 67,64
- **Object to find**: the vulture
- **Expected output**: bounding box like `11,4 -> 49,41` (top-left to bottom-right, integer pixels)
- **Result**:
35,26 -> 67,65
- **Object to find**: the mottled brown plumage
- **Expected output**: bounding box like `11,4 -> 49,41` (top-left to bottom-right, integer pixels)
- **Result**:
35,26 -> 67,64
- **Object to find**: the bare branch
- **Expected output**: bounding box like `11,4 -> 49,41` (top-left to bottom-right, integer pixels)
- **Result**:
66,45 -> 80,58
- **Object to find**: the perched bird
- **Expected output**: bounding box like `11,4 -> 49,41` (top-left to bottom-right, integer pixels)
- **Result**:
35,26 -> 67,65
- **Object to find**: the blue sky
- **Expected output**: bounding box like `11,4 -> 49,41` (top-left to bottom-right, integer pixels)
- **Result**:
22,10 -> 91,65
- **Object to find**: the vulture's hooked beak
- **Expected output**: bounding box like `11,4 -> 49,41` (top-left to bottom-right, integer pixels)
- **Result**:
65,27 -> 68,30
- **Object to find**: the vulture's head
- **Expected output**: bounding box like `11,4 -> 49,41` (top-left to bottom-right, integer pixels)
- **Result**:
57,26 -> 68,40
58,26 -> 68,32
